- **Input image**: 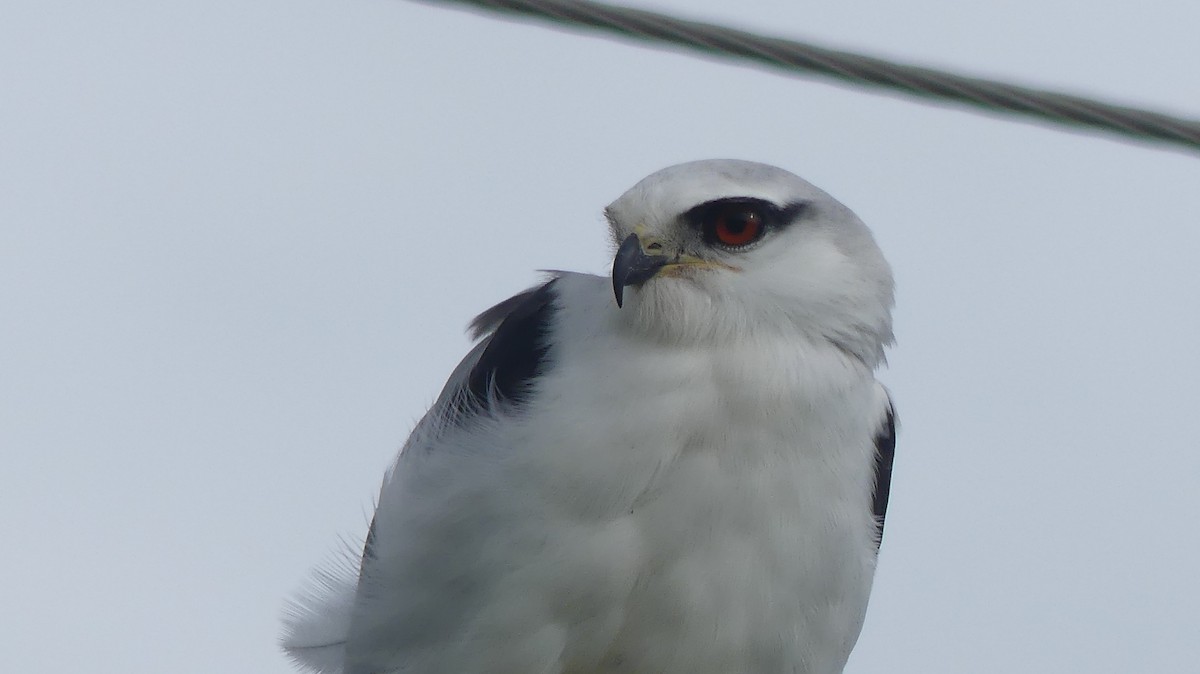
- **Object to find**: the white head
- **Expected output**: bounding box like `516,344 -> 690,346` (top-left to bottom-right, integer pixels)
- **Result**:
606,159 -> 894,365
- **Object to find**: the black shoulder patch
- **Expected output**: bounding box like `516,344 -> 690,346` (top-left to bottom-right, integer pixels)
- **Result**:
872,403 -> 897,549
467,287 -> 543,341
460,279 -> 559,419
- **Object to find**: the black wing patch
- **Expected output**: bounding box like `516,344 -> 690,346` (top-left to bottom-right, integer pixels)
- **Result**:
360,280 -> 559,576
458,279 -> 560,420
871,401 -> 897,550
467,286 -> 544,340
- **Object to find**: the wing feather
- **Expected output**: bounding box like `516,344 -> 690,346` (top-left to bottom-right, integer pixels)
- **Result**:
280,280 -> 561,673
871,389 -> 897,549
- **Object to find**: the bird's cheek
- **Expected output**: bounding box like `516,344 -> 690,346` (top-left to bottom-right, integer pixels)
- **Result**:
662,257 -> 741,278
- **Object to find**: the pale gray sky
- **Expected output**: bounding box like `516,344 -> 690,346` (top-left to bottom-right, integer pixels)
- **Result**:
2,1 -> 1198,672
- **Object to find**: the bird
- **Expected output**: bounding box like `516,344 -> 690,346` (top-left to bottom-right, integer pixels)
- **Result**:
281,159 -> 897,674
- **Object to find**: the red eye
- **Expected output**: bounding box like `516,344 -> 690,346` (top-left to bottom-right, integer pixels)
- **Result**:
710,206 -> 764,247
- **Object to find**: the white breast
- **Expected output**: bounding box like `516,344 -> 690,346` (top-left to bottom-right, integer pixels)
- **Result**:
336,275 -> 886,674
502,277 -> 885,673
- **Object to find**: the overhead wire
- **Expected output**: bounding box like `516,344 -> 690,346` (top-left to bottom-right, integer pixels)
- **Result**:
414,0 -> 1200,154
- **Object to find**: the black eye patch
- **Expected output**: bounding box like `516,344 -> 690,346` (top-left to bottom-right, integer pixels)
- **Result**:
684,198 -> 808,249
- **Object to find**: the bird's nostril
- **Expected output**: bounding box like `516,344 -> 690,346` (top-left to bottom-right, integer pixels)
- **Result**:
646,242 -> 663,252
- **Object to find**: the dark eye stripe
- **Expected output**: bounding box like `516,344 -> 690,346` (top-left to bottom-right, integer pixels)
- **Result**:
683,198 -> 808,249
684,198 -> 806,228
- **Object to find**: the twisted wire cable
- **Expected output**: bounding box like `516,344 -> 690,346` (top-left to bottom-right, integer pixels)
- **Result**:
415,0 -> 1200,154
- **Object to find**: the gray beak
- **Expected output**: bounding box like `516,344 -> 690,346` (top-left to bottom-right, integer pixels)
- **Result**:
612,233 -> 668,308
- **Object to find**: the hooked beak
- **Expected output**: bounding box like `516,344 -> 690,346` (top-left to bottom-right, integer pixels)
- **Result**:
612,233 -> 668,308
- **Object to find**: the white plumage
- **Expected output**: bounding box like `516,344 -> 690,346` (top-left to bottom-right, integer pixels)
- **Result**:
282,159 -> 897,674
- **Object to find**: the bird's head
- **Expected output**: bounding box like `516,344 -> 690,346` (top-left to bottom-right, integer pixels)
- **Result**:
606,159 -> 894,365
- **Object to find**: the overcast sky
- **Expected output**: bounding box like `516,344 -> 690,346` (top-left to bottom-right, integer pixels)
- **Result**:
2,1 -> 1199,672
